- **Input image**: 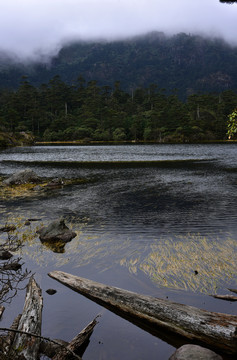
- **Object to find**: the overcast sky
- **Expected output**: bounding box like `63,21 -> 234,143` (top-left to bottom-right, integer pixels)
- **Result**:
0,0 -> 236,61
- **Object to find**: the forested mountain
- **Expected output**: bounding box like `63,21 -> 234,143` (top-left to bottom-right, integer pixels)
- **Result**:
1,32 -> 237,144
0,32 -> 237,99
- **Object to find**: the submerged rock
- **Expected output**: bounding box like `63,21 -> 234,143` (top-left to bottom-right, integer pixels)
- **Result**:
169,344 -> 223,360
46,289 -> 57,295
36,219 -> 76,243
40,240 -> 67,253
3,169 -> 40,186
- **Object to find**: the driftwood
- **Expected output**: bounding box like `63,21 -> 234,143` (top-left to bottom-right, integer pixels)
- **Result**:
0,306 -> 4,319
210,294 -> 237,301
11,276 -> 43,360
0,328 -> 82,360
2,314 -> 22,355
49,271 -> 237,356
0,274 -> 98,360
228,288 -> 237,295
52,317 -> 98,360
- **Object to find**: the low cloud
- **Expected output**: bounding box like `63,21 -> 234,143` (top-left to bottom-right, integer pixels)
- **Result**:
0,0 -> 237,61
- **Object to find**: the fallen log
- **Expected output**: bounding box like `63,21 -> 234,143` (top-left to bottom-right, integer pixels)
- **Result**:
210,294 -> 237,301
52,317 -> 98,360
48,271 -> 237,356
2,314 -> 22,355
228,288 -> 237,295
11,276 -> 43,360
0,306 -> 4,319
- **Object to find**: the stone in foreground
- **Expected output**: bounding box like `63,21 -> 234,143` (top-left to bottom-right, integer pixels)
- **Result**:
36,219 -> 77,242
169,344 -> 223,360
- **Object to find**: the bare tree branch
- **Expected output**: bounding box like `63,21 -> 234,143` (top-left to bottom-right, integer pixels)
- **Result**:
0,233 -> 31,305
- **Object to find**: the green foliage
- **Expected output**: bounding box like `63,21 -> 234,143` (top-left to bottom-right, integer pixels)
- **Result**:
0,75 -> 237,144
113,127 -> 127,141
227,108 -> 237,139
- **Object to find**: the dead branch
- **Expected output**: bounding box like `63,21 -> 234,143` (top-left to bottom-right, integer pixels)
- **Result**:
2,314 -> 22,355
0,328 -> 81,360
52,317 -> 99,360
10,277 -> 43,360
228,288 -> 237,294
0,258 -> 31,305
210,294 -> 237,301
0,306 -> 4,319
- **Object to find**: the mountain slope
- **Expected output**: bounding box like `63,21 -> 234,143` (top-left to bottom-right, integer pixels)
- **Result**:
0,32 -> 237,98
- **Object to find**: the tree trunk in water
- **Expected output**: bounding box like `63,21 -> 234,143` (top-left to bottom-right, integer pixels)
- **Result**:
0,306 -> 4,320
48,271 -> 237,356
11,276 -> 43,360
52,318 -> 98,360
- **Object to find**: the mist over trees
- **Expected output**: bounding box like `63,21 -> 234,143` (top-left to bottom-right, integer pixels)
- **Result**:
1,32 -> 237,101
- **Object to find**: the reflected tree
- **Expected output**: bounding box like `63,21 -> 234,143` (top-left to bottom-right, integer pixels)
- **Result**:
0,233 -> 31,305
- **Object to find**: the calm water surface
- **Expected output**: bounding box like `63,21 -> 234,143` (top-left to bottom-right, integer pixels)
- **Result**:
0,143 -> 237,359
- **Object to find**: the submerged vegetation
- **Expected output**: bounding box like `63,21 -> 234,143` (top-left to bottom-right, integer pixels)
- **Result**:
2,209 -> 237,295
0,75 -> 237,144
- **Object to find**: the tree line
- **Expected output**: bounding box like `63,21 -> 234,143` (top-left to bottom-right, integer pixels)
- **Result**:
0,75 -> 236,142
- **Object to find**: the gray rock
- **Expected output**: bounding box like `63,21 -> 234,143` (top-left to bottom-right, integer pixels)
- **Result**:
169,344 -> 223,360
3,169 -> 40,186
36,219 -> 76,243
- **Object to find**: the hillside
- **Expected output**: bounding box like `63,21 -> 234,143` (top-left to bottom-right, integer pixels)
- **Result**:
0,32 -> 237,99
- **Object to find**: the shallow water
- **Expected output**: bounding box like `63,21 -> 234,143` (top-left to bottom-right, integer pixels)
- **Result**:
0,143 -> 237,359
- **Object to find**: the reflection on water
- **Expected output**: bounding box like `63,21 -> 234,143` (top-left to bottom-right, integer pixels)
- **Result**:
0,143 -> 237,359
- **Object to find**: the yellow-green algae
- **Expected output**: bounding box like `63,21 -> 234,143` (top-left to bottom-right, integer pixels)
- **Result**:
1,212 -> 237,295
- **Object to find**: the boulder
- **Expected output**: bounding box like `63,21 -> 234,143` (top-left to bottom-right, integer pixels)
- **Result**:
3,169 -> 40,186
36,219 -> 76,243
169,344 -> 223,360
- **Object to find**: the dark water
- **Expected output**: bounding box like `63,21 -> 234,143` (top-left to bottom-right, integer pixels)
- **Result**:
0,143 -> 237,359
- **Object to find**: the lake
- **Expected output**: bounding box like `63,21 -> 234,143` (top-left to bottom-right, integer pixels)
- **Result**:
0,143 -> 237,359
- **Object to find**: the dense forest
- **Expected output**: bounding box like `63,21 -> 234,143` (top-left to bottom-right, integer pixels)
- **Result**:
1,32 -> 237,100
1,32 -> 237,143
0,75 -> 236,143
